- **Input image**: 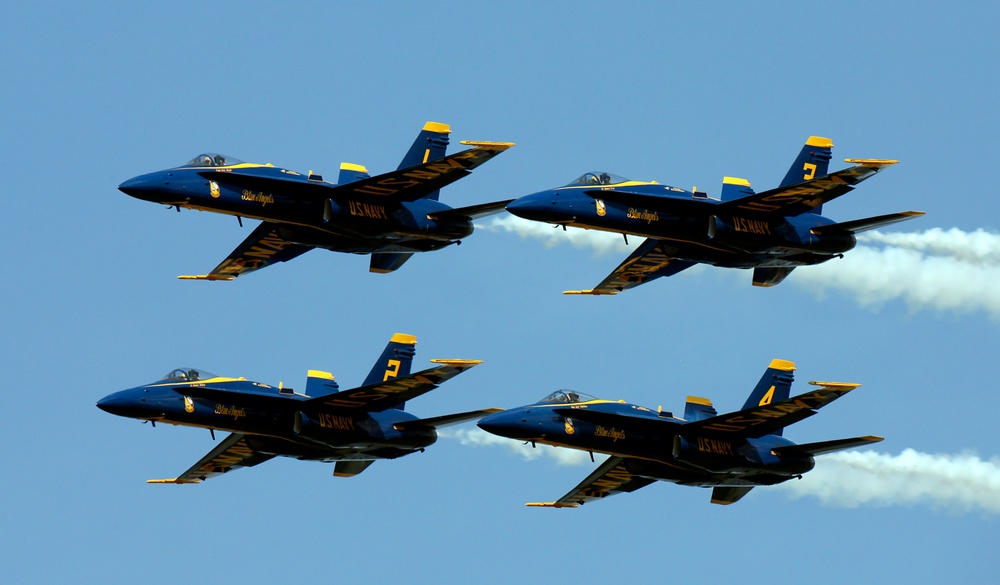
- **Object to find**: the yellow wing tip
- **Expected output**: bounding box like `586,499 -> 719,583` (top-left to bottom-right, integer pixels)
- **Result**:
844,158 -> 899,166
862,435 -> 885,443
808,381 -> 861,390
423,121 -> 451,133
178,274 -> 234,281
722,176 -> 751,186
563,289 -> 618,295
459,140 -> 516,150
768,359 -> 796,371
686,395 -> 713,406
390,333 -> 418,345
147,478 -> 201,484
429,359 -> 484,367
806,136 -> 834,148
339,162 -> 368,172
526,502 -> 579,508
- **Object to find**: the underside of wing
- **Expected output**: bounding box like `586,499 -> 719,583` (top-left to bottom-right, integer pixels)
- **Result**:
721,159 -> 898,216
147,433 -> 275,484
526,456 -> 656,508
178,221 -> 313,281
308,359 -> 482,412
683,382 -> 862,438
563,238 -> 697,295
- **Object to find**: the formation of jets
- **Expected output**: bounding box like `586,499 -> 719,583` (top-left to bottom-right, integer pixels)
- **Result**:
102,123 -> 916,506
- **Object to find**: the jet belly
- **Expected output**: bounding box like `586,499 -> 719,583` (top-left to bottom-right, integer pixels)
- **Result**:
292,410 -> 437,452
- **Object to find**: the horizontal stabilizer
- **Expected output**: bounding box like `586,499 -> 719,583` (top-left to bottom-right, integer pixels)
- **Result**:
427,199 -> 515,222
810,211 -> 925,236
392,408 -> 502,431
771,435 -> 883,457
711,486 -> 754,505
334,460 -> 375,478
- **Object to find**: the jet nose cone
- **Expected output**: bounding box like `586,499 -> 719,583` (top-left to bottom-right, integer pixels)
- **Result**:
506,192 -> 564,223
477,410 -> 522,439
118,172 -> 167,202
96,390 -> 141,418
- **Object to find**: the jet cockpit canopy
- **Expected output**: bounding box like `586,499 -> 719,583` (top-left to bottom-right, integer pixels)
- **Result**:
568,171 -> 629,186
184,153 -> 244,167
535,389 -> 599,405
161,368 -> 217,382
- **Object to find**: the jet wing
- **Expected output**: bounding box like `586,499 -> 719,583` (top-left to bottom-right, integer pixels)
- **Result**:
178,221 -> 313,281
426,199 -> 515,222
392,408 -> 503,431
771,435 -> 884,457
563,238 -> 697,295
147,433 -> 274,484
720,159 -> 898,216
684,382 -> 862,439
526,456 -> 656,508
307,359 -> 482,412
201,142 -> 513,204
809,211 -> 925,236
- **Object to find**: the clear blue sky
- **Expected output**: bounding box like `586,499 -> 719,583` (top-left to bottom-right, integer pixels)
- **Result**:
3,2 -> 997,583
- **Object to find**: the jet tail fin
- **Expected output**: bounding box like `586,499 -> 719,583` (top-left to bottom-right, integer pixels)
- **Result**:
305,370 -> 340,397
397,121 -> 451,200
683,396 -> 717,422
370,252 -> 415,274
780,136 -> 833,213
741,359 -> 795,435
360,333 -> 418,409
711,486 -> 753,505
337,162 -> 371,185
720,177 -> 755,202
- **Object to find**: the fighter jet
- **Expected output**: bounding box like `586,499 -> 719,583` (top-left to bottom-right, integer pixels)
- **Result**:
98,333 -> 497,482
479,359 -> 881,506
119,122 -> 514,279
506,137 -> 922,293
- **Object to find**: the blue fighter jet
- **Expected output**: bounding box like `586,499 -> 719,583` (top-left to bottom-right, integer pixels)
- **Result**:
97,334 -> 497,482
478,359 -> 881,506
506,137 -> 923,293
119,122 -> 514,279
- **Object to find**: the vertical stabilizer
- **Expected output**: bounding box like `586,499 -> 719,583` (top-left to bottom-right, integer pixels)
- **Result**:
683,396 -> 718,421
780,136 -> 833,212
305,370 -> 340,397
720,177 -> 755,202
338,162 -> 371,185
362,333 -> 418,409
741,359 -> 795,435
398,122 -> 451,200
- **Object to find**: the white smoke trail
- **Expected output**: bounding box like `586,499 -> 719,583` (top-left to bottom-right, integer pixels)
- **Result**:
482,217 -> 1000,319
778,449 -> 1000,514
442,428 -> 603,467
793,229 -> 1000,319
477,216 -> 638,257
